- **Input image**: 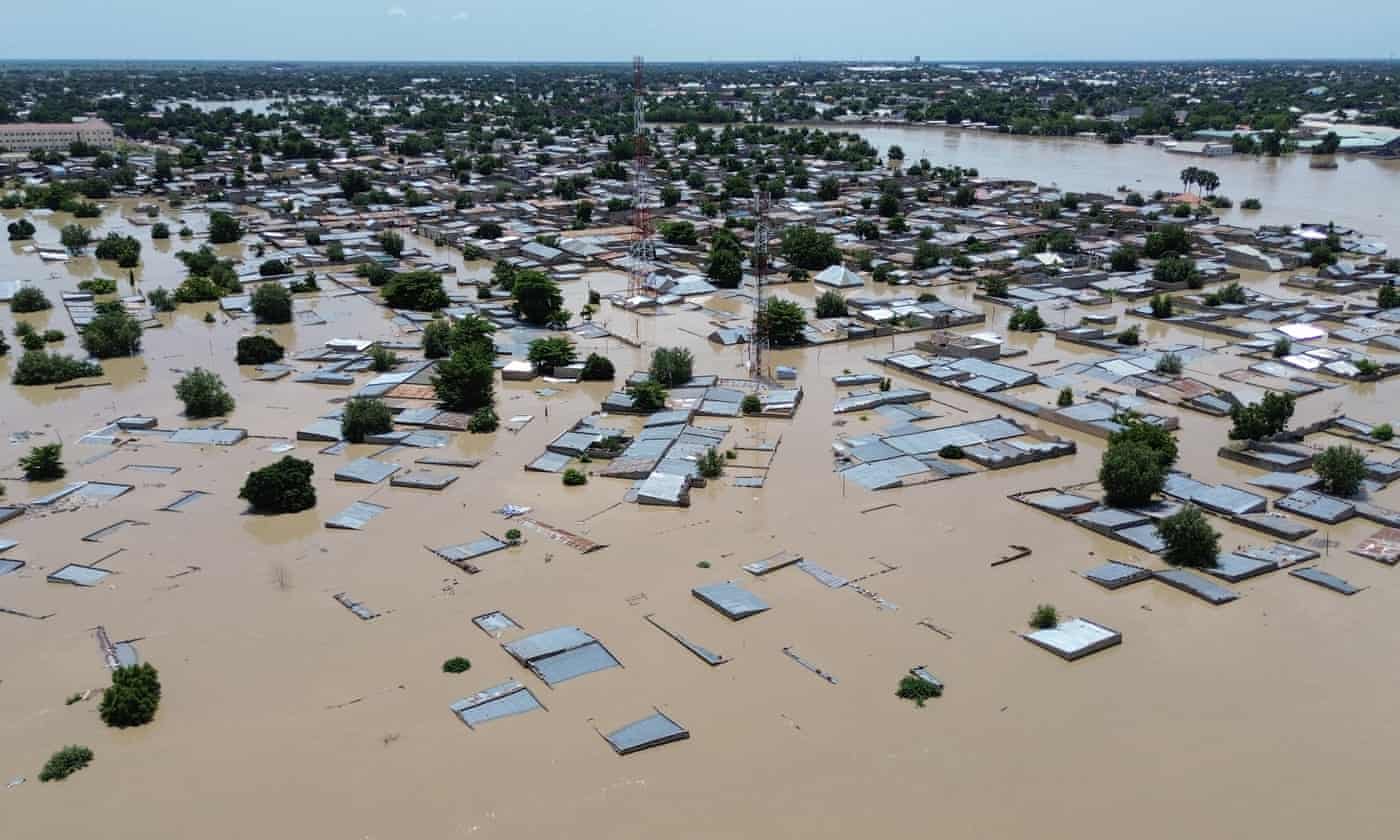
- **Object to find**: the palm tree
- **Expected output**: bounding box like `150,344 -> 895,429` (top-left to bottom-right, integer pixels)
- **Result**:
1179,166 -> 1199,195
1198,170 -> 1220,196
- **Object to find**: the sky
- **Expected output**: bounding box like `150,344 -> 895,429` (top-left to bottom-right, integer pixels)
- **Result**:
7,1 -> 1400,63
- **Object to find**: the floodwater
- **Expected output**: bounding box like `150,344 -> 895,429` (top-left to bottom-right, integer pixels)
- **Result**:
4,201 -> 1400,839
842,124 -> 1400,245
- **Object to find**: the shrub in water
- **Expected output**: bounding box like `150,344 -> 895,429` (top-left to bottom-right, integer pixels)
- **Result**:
39,746 -> 94,782
627,379 -> 668,412
12,350 -> 103,386
20,443 -> 65,480
236,335 -> 284,365
1029,604 -> 1059,629
580,352 -> 615,381
649,346 -> 694,386
175,367 -> 234,417
468,406 -> 499,433
896,675 -> 942,707
1313,445 -> 1367,498
341,397 -> 393,443
562,468 -> 587,486
250,283 -> 293,323
442,657 -> 472,674
1156,505 -> 1220,568
81,308 -> 143,358
10,286 -> 51,313
99,663 -> 161,728
239,456 -> 316,513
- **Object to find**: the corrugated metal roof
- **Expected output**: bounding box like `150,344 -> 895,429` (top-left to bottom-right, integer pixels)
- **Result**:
605,712 -> 690,755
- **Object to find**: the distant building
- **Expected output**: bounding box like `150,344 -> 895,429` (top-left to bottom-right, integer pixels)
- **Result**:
0,118 -> 115,153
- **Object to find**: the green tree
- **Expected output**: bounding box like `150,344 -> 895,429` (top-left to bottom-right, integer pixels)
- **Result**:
1109,246 -> 1140,272
151,222 -> 170,239
627,379 -> 668,411
382,270 -> 448,311
39,746 -> 94,782
581,353 -> 615,380
60,223 -> 92,255
236,335 -> 284,364
93,233 -> 141,267
468,406 -> 499,433
175,368 -> 235,418
422,319 -> 453,358
11,351 -> 102,385
81,308 -> 142,358
1099,441 -> 1166,507
20,443 -> 65,480
815,290 -> 847,318
1153,256 -> 1199,287
1228,392 -> 1295,440
99,663 -> 161,728
528,336 -> 577,373
659,220 -> 698,246
378,229 -> 404,257
433,346 -> 495,412
649,346 -> 694,386
7,218 -> 36,240
1313,445 -> 1367,497
240,456 -> 316,513
250,283 -> 293,323
341,397 -> 394,443
758,298 -> 806,346
10,286 -> 52,313
1157,505 -> 1220,568
511,271 -> 564,325
780,225 -> 841,270
208,211 -> 243,244
1109,417 -> 1178,469
1142,224 -> 1191,259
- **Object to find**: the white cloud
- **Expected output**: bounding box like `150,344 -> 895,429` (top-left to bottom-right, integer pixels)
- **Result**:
386,6 -> 407,16
452,11 -> 469,20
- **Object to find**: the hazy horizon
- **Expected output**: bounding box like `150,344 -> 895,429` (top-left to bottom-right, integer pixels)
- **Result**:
8,1 -> 1399,63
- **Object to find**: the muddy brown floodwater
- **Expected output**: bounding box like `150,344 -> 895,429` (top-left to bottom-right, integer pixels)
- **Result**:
843,124 -> 1400,245
3,200 -> 1400,839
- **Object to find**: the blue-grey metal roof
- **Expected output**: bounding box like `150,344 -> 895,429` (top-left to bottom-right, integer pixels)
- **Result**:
168,427 -> 247,446
434,536 -> 508,563
1154,569 -> 1239,604
1290,566 -> 1362,595
606,712 -> 690,755
160,490 -> 209,512
1205,552 -> 1277,582
297,419 -> 344,442
692,582 -> 771,620
0,558 -> 25,576
1084,561 -> 1151,589
1275,490 -> 1355,524
1115,524 -> 1167,553
325,500 -> 389,530
450,679 -> 544,728
333,457 -> 401,484
503,626 -> 597,662
530,642 -> 621,685
526,451 -> 572,473
47,563 -> 111,587
389,470 -> 458,490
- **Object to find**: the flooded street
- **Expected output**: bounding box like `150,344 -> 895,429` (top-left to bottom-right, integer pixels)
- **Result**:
4,195 -> 1400,840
